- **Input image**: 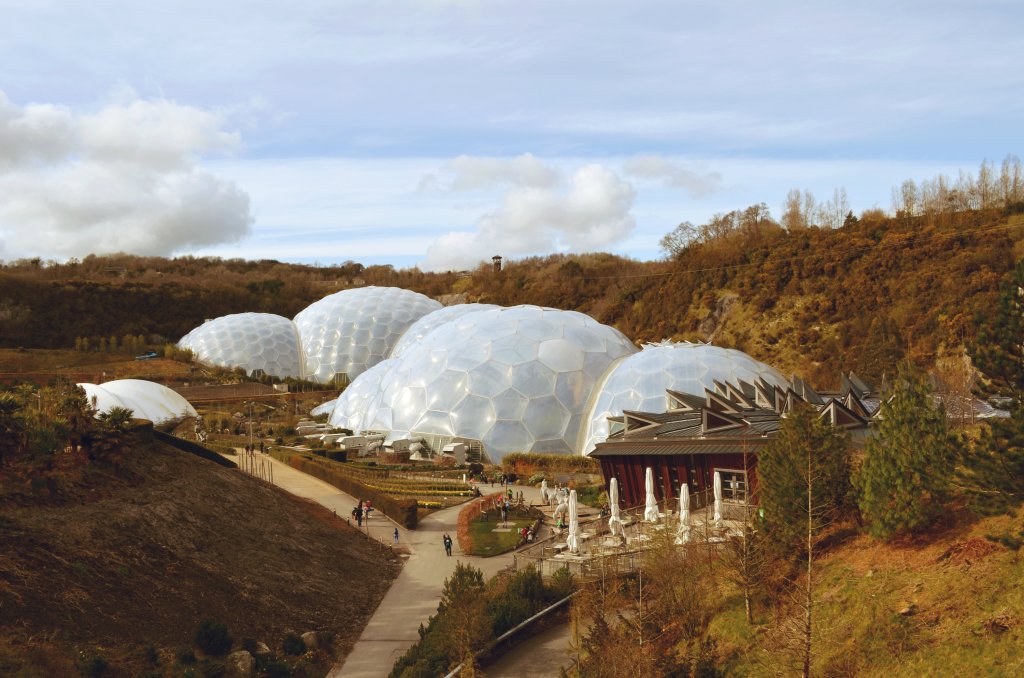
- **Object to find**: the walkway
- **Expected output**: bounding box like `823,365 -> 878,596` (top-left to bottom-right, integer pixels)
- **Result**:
256,453 -> 552,677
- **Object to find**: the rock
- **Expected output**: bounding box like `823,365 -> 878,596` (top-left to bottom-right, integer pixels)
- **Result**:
227,650 -> 255,676
254,641 -> 271,656
301,631 -> 318,650
897,602 -> 917,616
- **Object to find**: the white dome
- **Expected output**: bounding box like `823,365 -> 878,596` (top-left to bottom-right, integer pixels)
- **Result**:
293,286 -> 442,384
178,312 -> 304,380
579,342 -> 790,454
356,305 -> 638,461
310,398 -> 337,417
328,359 -> 397,431
79,379 -> 198,425
390,303 -> 500,359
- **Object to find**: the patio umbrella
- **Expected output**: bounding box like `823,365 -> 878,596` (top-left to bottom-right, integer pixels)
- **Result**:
567,489 -> 580,553
713,470 -> 723,528
675,483 -> 691,545
608,478 -> 624,537
540,479 -> 548,504
644,467 -> 660,522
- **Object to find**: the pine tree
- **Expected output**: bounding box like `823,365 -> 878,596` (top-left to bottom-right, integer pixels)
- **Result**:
963,259 -> 1024,513
759,403 -> 851,559
856,369 -> 959,539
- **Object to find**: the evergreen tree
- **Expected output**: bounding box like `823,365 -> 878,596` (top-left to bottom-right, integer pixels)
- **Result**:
963,259 -> 1024,513
971,259 -> 1024,400
759,403 -> 851,559
856,370 -> 959,539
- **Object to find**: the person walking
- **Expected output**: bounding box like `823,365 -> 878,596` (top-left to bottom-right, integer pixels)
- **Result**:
393,528 -> 399,545
443,533 -> 453,556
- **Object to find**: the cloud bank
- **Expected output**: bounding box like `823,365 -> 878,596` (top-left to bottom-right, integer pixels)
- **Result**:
622,155 -> 722,197
422,155 -> 636,271
0,90 -> 252,260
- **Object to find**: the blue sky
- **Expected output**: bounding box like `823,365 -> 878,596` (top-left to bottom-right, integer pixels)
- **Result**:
0,1 -> 1021,269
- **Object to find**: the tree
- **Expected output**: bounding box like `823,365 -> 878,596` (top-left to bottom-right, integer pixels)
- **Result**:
659,221 -> 697,258
0,392 -> 25,466
759,404 -> 849,677
759,403 -> 851,559
855,369 -> 959,539
437,563 -> 488,676
962,259 -> 1024,513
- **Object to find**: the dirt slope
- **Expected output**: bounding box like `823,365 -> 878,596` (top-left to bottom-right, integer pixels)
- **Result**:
0,441 -> 400,674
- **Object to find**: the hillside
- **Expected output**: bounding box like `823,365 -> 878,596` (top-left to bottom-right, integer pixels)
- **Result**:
1,208 -> 1021,388
0,438 -> 400,675
707,509 -> 1024,676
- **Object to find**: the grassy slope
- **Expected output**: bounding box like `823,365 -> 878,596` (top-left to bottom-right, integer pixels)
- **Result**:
0,440 -> 400,675
708,511 -> 1024,676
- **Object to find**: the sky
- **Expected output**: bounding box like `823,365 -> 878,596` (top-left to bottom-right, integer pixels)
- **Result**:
0,0 -> 1021,270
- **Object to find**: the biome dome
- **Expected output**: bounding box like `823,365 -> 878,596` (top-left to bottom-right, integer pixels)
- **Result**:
579,341 -> 790,454
352,305 -> 638,461
293,286 -> 442,383
328,358 -> 396,431
79,379 -> 198,425
390,303 -> 500,359
178,312 -> 304,380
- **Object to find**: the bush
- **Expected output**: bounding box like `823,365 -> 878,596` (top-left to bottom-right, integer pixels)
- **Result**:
176,648 -> 197,665
282,632 -> 305,656
528,473 -> 546,485
257,654 -> 292,678
143,645 -> 159,665
195,619 -> 233,656
79,654 -> 108,678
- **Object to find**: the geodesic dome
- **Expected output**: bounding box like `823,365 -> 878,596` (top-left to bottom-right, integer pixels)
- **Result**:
310,398 -> 337,418
579,342 -> 789,454
178,312 -> 304,380
79,379 -> 198,425
293,286 -> 442,384
355,305 -> 638,461
328,359 -> 397,431
390,303 -> 500,359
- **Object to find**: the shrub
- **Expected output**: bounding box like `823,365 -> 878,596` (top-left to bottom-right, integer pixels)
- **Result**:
241,638 -> 258,655
528,473 -> 546,485
257,654 -> 292,678
282,632 -> 305,656
143,645 -> 159,665
176,648 -> 197,665
79,653 -> 108,678
195,619 -> 233,656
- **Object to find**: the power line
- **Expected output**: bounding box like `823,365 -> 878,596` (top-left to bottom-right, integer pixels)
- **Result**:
581,220 -> 1023,282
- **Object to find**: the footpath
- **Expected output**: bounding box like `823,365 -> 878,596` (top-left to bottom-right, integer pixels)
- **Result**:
256,453 -> 552,677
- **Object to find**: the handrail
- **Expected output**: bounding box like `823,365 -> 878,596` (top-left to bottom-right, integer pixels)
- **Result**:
443,590 -> 579,678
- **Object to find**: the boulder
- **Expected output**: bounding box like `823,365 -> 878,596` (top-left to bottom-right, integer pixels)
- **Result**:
254,641 -> 271,656
301,631 -> 318,650
227,650 -> 255,676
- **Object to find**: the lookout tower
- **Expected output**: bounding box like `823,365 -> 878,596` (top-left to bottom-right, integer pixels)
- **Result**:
492,255 -> 502,273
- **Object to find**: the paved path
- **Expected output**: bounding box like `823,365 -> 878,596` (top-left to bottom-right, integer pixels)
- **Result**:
254,453 -> 547,677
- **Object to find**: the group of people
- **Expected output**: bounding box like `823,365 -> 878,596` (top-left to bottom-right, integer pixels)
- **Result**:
351,499 -> 373,527
243,441 -> 265,455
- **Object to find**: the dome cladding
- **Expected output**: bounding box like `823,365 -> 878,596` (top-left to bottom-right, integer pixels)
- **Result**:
178,312 -> 304,380
293,286 -> 442,384
79,379 -> 198,425
356,305 -> 638,461
579,342 -> 790,454
390,303 -> 500,359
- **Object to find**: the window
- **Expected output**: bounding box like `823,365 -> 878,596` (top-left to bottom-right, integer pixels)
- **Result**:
716,469 -> 748,502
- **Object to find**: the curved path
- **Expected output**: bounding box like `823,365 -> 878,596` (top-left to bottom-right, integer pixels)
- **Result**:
256,454 -> 555,677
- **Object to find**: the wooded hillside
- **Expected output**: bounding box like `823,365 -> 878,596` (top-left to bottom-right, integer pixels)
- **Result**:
3,191 -> 1021,389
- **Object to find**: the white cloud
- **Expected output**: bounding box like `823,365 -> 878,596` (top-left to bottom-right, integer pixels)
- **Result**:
623,154 -> 722,197
423,158 -> 635,271
420,152 -> 561,192
0,90 -> 251,259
